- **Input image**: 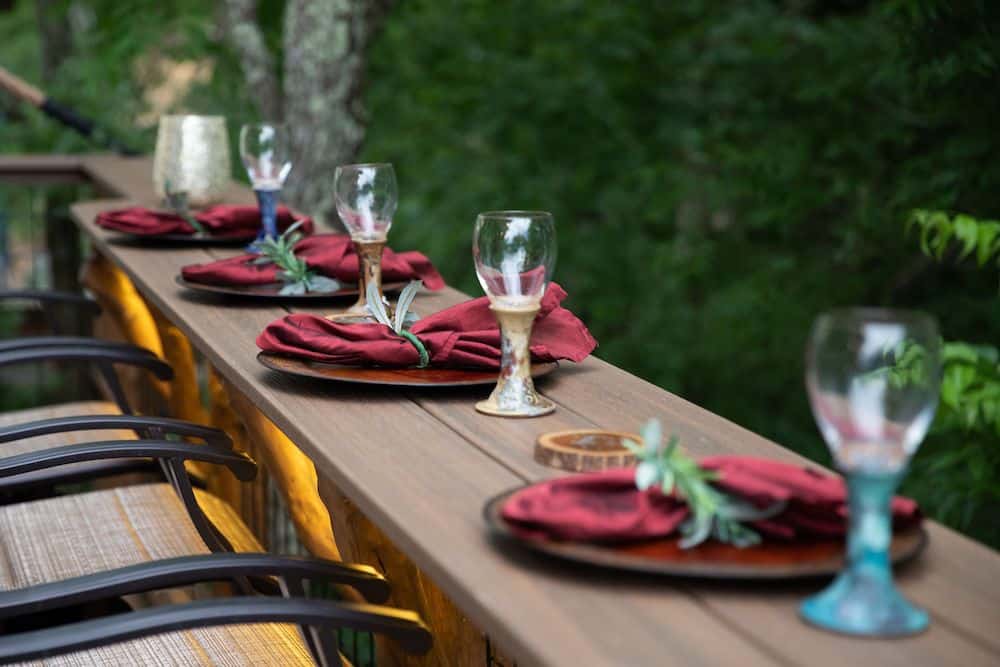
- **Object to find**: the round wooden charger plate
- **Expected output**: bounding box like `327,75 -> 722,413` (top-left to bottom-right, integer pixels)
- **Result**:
176,275 -> 406,300
484,487 -> 927,580
258,352 -> 559,387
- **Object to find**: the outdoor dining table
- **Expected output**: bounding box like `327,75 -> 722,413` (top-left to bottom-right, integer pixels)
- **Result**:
3,153 -> 999,666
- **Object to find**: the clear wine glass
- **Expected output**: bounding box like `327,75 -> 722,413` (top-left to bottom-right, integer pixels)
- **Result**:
802,308 -> 941,636
239,123 -> 293,246
473,211 -> 557,417
332,163 -> 398,321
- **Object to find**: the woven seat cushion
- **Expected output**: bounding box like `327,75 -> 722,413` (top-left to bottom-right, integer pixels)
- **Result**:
0,401 -> 135,457
0,484 -> 314,666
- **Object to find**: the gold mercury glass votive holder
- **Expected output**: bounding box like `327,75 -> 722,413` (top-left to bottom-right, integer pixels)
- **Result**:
153,115 -> 231,208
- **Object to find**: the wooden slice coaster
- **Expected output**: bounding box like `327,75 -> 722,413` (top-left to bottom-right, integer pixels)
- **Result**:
534,429 -> 640,472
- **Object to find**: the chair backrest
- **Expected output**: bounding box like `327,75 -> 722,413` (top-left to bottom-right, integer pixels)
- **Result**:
0,289 -> 101,336
0,337 -> 171,415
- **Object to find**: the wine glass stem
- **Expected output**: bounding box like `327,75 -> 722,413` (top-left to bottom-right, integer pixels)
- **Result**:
254,188 -> 280,239
844,470 -> 900,584
494,304 -> 539,400
351,239 -> 386,313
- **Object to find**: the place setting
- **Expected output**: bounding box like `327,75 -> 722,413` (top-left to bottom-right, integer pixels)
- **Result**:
97,116 -> 311,245
256,208 -> 598,394
487,308 -> 939,636
177,162 -> 444,302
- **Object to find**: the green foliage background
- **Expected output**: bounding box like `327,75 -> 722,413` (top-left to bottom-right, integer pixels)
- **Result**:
1,0 -> 998,545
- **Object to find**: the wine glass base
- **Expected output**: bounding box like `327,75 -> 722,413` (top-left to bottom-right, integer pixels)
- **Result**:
475,395 -> 556,418
246,229 -> 277,253
800,570 -> 929,637
325,312 -> 379,325
326,301 -> 402,325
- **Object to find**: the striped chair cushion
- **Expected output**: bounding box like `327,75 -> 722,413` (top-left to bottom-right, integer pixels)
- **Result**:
0,484 -> 314,666
0,401 -> 135,457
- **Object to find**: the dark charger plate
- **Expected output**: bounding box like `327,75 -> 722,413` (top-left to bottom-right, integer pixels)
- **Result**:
484,487 -> 927,580
258,352 -> 559,387
112,231 -> 254,245
176,275 -> 406,300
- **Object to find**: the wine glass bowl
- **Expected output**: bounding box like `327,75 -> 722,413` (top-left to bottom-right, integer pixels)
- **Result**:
806,309 -> 941,474
335,163 -> 398,242
240,123 -> 293,189
330,163 -> 399,321
239,123 -> 293,244
801,308 -> 941,636
473,211 -> 556,308
473,211 -> 557,418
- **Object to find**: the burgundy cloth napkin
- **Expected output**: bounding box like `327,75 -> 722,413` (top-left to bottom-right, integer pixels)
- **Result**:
257,283 -> 597,369
182,233 -> 445,290
96,205 -> 312,239
500,457 -> 921,543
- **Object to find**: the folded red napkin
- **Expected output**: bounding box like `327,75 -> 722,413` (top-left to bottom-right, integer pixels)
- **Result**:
96,205 -> 312,239
501,457 -> 921,543
257,283 -> 597,369
182,233 -> 445,289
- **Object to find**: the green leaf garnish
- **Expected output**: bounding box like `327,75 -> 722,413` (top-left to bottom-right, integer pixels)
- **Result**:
365,280 -> 429,367
253,223 -> 342,295
624,419 -> 785,549
365,280 -> 422,334
163,179 -> 208,236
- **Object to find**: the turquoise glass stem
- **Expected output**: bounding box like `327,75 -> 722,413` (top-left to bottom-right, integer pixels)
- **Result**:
800,470 -> 928,636
253,187 -> 280,244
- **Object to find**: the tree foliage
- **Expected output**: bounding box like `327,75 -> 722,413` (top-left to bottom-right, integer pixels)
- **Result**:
903,209 -> 1000,546
1,0 -> 999,544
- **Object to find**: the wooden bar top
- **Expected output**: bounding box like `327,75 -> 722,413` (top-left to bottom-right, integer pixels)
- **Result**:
60,155 -> 1000,666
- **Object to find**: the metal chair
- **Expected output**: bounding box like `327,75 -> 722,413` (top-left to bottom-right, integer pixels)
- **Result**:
0,444 -> 431,665
0,292 -> 433,663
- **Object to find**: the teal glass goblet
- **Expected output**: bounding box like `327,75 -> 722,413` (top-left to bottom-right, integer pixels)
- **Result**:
802,309 -> 941,636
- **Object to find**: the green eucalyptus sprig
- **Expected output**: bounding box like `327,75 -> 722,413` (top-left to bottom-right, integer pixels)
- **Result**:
623,419 -> 785,549
366,280 -> 428,367
163,180 -> 208,236
251,222 -> 341,295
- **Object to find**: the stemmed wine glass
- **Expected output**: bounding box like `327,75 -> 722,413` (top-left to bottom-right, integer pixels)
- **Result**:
802,308 -> 941,636
332,163 -> 398,321
473,211 -> 557,417
239,123 -> 293,246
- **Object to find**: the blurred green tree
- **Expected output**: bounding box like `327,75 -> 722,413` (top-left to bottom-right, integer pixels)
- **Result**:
1,0 -> 997,544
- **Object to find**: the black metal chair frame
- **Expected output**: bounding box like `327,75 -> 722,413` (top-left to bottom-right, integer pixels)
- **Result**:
0,290 -> 209,489
0,409 -> 431,664
0,294 -> 434,663
0,289 -> 101,336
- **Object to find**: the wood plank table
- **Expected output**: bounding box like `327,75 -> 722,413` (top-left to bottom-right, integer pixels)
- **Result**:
49,154 -> 1000,665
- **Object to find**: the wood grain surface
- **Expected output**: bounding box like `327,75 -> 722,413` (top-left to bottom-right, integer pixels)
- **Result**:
257,352 -> 559,388
533,429 -> 639,471
59,155 -> 1000,667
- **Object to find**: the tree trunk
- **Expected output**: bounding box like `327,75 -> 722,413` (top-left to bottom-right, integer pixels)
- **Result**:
34,0 -> 73,84
220,0 -> 283,122
222,0 -> 393,228
282,0 -> 393,227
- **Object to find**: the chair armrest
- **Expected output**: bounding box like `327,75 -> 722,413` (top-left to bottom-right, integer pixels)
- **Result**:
0,336 -> 153,354
0,439 -> 255,482
0,415 -> 232,448
0,598 -> 432,663
0,289 -> 101,318
0,343 -> 173,380
0,553 -> 390,618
